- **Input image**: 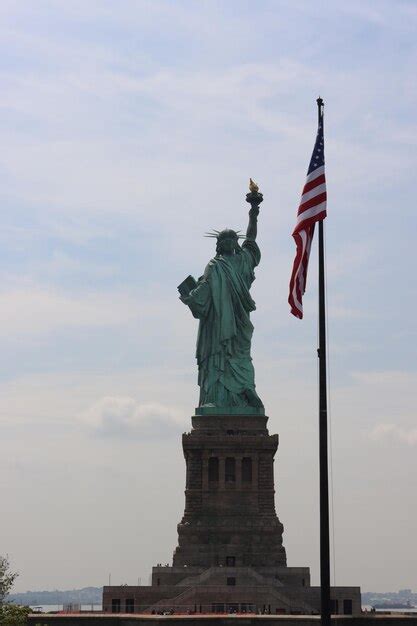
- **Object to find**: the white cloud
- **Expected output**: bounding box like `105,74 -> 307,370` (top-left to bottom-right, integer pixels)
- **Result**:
326,240 -> 375,280
79,396 -> 186,439
334,370 -> 417,427
328,304 -> 364,319
0,287 -> 141,337
0,369 -> 194,428
369,423 -> 417,446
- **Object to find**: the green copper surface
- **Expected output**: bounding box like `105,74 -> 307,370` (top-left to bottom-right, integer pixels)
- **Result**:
179,188 -> 264,412
195,406 -> 265,416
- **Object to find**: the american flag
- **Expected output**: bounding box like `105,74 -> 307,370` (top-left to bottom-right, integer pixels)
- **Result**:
289,105 -> 327,319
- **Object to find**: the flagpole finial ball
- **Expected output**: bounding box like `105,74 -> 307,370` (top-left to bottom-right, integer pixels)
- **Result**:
316,96 -> 324,108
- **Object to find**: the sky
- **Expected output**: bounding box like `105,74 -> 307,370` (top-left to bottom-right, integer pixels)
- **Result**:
0,0 -> 416,595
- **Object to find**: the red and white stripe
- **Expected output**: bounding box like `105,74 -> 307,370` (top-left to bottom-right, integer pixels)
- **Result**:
288,165 -> 327,319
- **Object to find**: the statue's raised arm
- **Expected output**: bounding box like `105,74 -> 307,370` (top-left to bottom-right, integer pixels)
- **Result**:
245,178 -> 263,241
178,181 -> 264,414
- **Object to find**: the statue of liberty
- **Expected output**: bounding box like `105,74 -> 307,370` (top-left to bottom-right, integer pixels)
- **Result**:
178,181 -> 264,412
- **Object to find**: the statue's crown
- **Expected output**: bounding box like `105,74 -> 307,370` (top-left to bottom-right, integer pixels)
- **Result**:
205,229 -> 244,240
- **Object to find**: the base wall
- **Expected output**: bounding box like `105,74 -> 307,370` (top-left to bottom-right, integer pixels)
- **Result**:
28,615 -> 417,626
103,582 -> 361,616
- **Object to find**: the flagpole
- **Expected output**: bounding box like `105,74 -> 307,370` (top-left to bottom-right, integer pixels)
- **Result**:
317,96 -> 331,626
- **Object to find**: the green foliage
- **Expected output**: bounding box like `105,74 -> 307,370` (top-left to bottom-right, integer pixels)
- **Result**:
0,556 -> 26,626
0,604 -> 30,626
0,557 -> 18,605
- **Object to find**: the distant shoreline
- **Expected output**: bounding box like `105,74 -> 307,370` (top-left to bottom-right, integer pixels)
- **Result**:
9,587 -> 103,606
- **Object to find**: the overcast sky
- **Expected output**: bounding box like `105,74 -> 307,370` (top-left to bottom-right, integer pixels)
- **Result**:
1,0 -> 416,595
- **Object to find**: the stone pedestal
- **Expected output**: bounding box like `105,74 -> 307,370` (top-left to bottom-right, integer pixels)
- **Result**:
173,413 -> 286,569
103,412 -> 361,616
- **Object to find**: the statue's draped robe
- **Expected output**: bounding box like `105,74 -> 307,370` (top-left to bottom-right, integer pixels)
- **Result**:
186,240 -> 263,408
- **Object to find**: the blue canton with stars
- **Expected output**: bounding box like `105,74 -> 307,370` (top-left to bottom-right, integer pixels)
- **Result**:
307,116 -> 325,175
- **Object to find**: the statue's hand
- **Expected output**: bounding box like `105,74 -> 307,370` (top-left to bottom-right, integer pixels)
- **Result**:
249,205 -> 260,218
180,294 -> 191,305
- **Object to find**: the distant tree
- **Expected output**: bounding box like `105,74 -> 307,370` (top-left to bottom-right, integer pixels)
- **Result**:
0,556 -> 30,626
0,556 -> 18,605
0,603 -> 31,626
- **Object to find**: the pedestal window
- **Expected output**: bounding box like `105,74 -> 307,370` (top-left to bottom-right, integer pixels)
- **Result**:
111,599 -> 120,613
343,599 -> 353,615
208,457 -> 219,482
225,457 -> 236,483
242,457 -> 252,483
